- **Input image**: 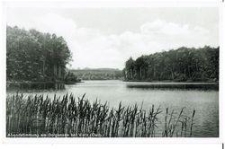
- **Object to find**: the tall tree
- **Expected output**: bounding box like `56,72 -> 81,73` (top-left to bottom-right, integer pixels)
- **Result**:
124,46 -> 219,82
6,26 -> 72,82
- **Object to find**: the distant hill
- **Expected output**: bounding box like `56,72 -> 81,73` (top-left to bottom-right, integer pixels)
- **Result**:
70,68 -> 124,80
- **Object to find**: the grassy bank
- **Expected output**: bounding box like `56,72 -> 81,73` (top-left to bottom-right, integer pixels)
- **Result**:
126,82 -> 219,90
6,93 -> 195,137
7,81 -> 65,90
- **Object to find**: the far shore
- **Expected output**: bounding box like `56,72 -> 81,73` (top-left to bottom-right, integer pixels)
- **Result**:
123,79 -> 218,83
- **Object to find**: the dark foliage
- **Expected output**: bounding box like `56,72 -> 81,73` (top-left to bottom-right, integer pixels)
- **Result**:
7,26 -> 72,82
124,46 -> 219,82
64,72 -> 80,84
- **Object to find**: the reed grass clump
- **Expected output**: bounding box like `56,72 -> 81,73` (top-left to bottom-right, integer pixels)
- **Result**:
6,93 -> 195,137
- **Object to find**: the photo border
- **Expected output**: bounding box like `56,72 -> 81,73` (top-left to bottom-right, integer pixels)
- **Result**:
0,0 -> 224,145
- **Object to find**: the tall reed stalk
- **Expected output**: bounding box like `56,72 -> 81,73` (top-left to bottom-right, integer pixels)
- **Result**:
6,93 -> 195,137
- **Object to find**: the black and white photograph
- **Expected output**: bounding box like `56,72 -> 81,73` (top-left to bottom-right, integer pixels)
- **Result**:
4,1 -> 221,140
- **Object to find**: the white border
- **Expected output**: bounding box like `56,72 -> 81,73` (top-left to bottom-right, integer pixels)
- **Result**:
0,0 -> 224,146
1,0 -> 222,8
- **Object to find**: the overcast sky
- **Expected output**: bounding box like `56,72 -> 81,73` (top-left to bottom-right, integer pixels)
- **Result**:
6,7 -> 219,69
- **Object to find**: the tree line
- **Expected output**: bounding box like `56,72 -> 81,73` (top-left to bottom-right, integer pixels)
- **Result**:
124,46 -> 219,82
7,26 -> 72,82
71,68 -> 123,80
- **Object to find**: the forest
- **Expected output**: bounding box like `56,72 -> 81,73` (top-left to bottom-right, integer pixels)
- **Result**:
124,46 -> 219,82
6,26 -> 72,82
7,26 -> 219,83
71,68 -> 123,80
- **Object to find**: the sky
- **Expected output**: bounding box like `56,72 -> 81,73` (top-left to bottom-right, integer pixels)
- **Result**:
6,7 -> 219,70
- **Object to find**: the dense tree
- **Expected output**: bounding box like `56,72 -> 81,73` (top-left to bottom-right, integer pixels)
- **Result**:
125,57 -> 135,80
7,26 -> 72,82
64,72 -> 79,84
124,46 -> 219,82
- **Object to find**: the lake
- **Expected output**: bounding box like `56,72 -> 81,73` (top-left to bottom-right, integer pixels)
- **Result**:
7,80 -> 219,137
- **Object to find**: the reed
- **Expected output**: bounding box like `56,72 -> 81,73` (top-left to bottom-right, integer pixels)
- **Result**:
6,93 -> 195,137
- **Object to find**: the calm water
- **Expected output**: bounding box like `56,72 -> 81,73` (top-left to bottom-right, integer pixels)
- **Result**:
8,80 -> 219,137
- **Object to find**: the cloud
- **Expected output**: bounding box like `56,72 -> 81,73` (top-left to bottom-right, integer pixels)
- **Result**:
141,20 -> 190,35
7,13 -> 218,69
37,13 -> 77,36
138,20 -> 217,50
